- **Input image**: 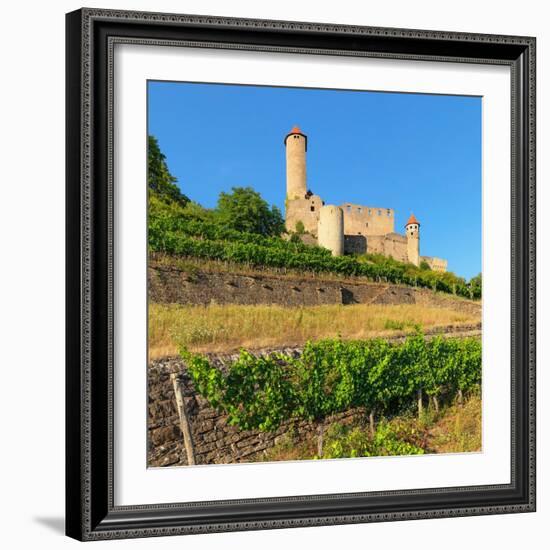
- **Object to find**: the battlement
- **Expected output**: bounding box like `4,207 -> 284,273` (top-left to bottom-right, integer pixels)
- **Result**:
340,203 -> 395,237
341,203 -> 394,218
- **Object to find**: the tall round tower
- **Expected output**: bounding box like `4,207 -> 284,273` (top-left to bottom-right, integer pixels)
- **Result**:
284,125 -> 307,200
318,205 -> 344,257
405,213 -> 420,267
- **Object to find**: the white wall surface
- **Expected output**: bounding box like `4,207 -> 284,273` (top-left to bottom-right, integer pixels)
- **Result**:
0,1 -> 546,548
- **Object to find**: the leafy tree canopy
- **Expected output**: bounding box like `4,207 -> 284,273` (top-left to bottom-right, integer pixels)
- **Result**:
469,273 -> 482,290
148,135 -> 189,207
216,186 -> 285,236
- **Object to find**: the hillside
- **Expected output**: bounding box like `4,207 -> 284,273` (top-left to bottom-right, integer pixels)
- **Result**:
146,137 -> 483,469
149,195 -> 482,299
148,253 -> 481,357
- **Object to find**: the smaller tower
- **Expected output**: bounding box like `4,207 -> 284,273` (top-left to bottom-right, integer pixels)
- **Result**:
405,213 -> 420,267
318,205 -> 344,256
285,125 -> 307,200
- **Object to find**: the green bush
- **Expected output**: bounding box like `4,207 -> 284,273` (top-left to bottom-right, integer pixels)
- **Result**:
322,422 -> 424,459
295,220 -> 305,235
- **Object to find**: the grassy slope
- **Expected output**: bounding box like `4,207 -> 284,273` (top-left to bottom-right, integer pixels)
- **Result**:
149,302 -> 480,357
258,394 -> 481,462
152,253 -> 480,296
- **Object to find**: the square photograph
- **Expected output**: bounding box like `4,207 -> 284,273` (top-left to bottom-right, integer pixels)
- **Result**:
146,81 -> 482,467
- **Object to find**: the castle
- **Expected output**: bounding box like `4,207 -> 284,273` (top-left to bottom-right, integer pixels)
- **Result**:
284,126 -> 447,272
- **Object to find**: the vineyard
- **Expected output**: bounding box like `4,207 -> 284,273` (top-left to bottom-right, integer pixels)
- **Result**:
183,333 -> 481,456
149,197 -> 482,299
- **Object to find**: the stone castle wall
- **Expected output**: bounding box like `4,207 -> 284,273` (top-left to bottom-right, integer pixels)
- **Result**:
286,199 -> 396,240
421,256 -> 448,273
318,205 -> 344,256
341,203 -> 395,236
285,194 -> 322,235
364,234 -> 409,263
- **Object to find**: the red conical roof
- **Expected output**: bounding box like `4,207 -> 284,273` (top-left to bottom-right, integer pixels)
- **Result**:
284,125 -> 307,149
405,213 -> 420,226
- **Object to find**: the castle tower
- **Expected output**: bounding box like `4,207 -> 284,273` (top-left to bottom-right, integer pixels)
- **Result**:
405,213 -> 420,266
318,205 -> 344,256
284,125 -> 307,200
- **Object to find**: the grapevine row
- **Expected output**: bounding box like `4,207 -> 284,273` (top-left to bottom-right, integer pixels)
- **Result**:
149,209 -> 332,258
183,333 -> 481,433
149,227 -> 478,298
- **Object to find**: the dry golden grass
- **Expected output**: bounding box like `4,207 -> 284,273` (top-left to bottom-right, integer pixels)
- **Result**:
148,302 -> 480,358
258,394 -> 481,462
426,393 -> 482,453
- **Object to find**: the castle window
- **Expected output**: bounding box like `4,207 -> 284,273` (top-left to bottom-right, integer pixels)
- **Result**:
365,222 -> 369,228
358,207 -> 362,213
347,205 -> 351,213
310,206 -> 315,212
378,209 -> 381,216
368,209 -> 372,215
387,209 -> 391,216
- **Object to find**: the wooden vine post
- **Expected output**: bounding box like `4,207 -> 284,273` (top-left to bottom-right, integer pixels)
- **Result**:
170,373 -> 196,465
417,389 -> 423,418
369,410 -> 376,438
317,422 -> 324,458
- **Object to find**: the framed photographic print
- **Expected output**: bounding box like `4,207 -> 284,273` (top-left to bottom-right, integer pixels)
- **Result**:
65,8 -> 536,541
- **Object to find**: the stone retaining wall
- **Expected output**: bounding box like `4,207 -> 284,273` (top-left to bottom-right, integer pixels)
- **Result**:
148,352 -> 366,467
149,262 -> 481,315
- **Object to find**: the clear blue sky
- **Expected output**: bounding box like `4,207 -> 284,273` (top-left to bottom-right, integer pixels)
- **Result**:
148,81 -> 481,280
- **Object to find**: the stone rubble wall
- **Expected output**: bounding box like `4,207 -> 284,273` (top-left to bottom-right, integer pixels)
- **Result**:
148,351 -> 365,467
148,263 -> 481,315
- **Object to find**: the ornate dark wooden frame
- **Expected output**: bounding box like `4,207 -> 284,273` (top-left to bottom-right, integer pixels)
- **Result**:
65,7 -> 536,541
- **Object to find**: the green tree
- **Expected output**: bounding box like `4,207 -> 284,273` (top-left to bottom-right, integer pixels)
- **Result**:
468,273 -> 482,300
148,135 -> 189,207
469,273 -> 482,290
419,260 -> 431,271
217,186 -> 285,236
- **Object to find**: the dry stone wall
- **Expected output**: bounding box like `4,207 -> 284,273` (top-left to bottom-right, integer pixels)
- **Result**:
149,262 -> 481,315
148,351 -> 365,467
